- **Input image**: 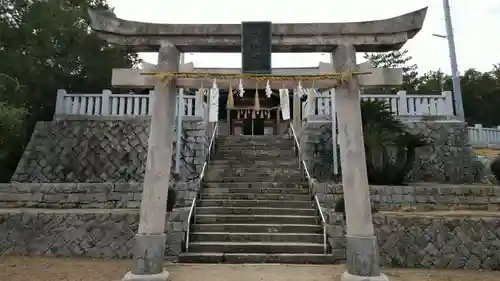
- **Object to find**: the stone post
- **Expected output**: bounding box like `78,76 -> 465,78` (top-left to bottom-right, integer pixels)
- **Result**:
122,43 -> 180,281
331,45 -> 387,281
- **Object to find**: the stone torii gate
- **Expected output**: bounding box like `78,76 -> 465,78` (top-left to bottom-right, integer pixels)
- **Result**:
87,7 -> 427,281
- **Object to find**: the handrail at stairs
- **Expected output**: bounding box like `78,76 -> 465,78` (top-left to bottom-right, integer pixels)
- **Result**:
288,122 -> 329,254
315,195 -> 328,254
185,122 -> 219,252
288,123 -> 312,184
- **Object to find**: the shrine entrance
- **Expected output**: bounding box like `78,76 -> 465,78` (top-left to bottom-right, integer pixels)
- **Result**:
242,119 -> 264,135
226,89 -> 283,136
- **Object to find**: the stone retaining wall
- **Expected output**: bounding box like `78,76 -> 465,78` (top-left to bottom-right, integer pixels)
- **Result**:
1,208 -> 499,269
314,182 -> 500,211
299,118 -> 480,183
11,116 -> 208,183
0,208 -> 188,257
325,212 -> 500,270
0,182 -> 199,209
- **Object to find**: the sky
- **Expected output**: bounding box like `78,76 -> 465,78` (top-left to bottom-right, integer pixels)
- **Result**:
107,0 -> 499,75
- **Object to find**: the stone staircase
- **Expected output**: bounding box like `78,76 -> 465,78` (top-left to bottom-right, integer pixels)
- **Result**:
178,135 -> 345,264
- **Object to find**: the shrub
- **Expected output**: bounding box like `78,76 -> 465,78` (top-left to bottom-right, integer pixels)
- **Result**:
490,155 -> 500,183
361,100 -> 428,185
0,102 -> 28,182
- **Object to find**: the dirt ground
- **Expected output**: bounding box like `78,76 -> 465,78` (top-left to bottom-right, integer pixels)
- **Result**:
1,256 -> 499,281
474,148 -> 500,156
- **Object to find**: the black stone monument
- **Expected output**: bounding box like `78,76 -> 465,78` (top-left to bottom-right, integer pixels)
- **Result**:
241,22 -> 272,135
241,21 -> 272,74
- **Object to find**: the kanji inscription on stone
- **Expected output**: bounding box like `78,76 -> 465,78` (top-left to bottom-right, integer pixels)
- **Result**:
241,21 -> 272,74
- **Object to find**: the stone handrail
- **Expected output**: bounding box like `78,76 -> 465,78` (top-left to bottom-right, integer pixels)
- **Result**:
468,124 -> 500,147
54,89 -> 205,118
302,90 -> 454,119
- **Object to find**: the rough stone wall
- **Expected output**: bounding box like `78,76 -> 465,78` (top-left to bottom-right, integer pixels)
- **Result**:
314,182 -> 500,211
299,119 -> 480,183
0,208 -> 188,257
11,117 -> 206,183
325,213 -> 500,270
2,208 -> 499,269
0,182 -> 199,209
405,120 -> 479,183
299,118 -> 336,181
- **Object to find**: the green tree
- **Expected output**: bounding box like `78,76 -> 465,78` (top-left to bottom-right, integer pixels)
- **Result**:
363,49 -> 420,91
0,101 -> 27,182
0,0 -> 139,181
417,69 -> 451,93
460,67 -> 500,126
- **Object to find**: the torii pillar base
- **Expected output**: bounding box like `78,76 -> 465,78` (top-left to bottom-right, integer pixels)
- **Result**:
123,271 -> 170,281
342,272 -> 389,281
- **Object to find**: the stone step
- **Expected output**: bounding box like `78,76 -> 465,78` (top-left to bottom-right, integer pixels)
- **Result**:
200,193 -> 310,201
191,223 -> 323,234
202,187 -> 308,194
178,252 -> 343,264
207,167 -> 302,175
215,148 -> 294,152
211,156 -> 298,162
217,146 -> 294,152
217,141 -> 294,146
186,241 -> 325,254
193,232 -> 323,243
197,199 -> 313,209
195,214 -> 317,225
214,150 -> 296,158
205,175 -> 303,182
209,159 -> 299,166
191,232 -> 323,243
217,136 -> 293,144
196,207 -> 315,216
203,182 -> 308,189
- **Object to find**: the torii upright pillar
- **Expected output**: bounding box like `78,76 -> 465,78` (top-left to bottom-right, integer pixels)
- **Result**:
123,43 -> 180,281
332,45 -> 387,281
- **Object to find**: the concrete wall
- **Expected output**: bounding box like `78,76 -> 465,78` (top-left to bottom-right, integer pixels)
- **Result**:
299,118 -> 480,183
11,116 -> 208,183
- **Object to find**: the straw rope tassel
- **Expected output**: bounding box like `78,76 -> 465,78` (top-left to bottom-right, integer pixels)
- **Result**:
227,83 -> 234,108
199,81 -> 204,101
253,83 -> 260,119
310,81 -> 316,106
254,84 -> 260,111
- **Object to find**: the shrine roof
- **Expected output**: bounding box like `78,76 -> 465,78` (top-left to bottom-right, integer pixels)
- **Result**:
87,8 -> 427,53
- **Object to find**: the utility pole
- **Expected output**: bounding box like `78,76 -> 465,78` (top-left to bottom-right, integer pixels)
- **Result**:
443,0 -> 465,121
